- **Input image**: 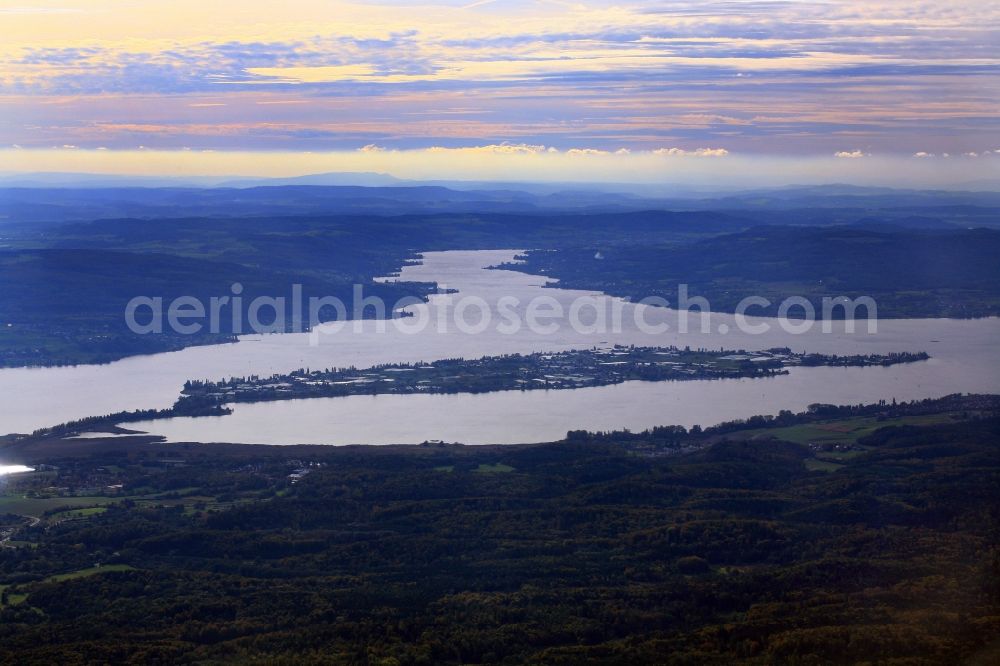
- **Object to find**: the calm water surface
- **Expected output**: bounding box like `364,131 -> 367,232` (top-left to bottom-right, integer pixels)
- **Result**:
3,250 -> 999,443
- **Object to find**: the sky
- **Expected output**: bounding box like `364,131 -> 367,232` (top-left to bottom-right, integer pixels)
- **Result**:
0,0 -> 998,186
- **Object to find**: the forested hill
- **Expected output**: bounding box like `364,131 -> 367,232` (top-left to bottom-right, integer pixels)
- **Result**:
4,183 -> 999,227
0,400 -> 998,663
0,249 -> 431,368
0,208 -> 750,367
3,184 -> 1000,366
505,226 -> 1000,318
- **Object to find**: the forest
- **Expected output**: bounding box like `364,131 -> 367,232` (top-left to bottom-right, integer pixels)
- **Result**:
504,226 -> 1000,318
1,396 -> 998,664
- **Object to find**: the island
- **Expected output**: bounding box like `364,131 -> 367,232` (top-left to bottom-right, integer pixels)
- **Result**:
177,345 -> 929,407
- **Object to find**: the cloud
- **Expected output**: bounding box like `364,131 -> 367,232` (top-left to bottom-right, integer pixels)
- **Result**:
4,147 -> 991,192
834,150 -> 867,158
912,151 -> 934,158
358,144 -> 387,153
653,147 -> 729,157
461,0 -> 500,9
425,143 -> 550,155
2,1 -> 998,158
413,145 -> 731,159
0,6 -> 84,14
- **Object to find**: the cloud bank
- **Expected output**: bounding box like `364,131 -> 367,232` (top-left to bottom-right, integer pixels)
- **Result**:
0,0 -> 997,185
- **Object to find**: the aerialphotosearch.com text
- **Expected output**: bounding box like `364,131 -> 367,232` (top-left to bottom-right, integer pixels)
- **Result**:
124,283 -> 879,341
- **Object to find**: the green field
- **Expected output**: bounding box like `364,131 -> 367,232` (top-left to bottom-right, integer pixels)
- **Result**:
804,458 -> 846,472
46,564 -> 135,583
744,413 -> 957,446
0,584 -> 27,607
731,412 -> 964,473
0,495 -> 117,517
3,540 -> 37,549
474,463 -> 516,473
48,506 -> 108,521
3,564 -> 140,608
0,491 -> 252,520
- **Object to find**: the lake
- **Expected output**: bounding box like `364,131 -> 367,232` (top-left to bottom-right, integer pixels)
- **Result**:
3,250 -> 1000,443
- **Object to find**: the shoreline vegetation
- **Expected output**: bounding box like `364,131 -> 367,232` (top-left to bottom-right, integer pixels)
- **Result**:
18,345 -> 929,439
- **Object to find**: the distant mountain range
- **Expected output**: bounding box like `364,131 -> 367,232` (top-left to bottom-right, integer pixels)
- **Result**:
2,179 -> 999,230
3,170 -> 998,195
